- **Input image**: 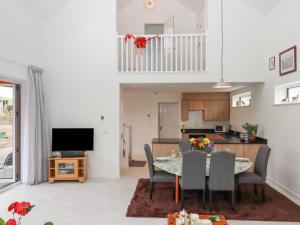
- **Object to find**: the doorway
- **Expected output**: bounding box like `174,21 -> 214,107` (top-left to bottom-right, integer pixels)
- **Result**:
0,83 -> 20,188
158,103 -> 179,138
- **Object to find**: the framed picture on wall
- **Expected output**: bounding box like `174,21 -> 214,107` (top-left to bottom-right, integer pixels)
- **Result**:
279,46 -> 297,76
269,56 -> 275,70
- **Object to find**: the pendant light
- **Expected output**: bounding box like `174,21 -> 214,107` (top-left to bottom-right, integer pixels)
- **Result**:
213,0 -> 232,89
145,0 -> 155,9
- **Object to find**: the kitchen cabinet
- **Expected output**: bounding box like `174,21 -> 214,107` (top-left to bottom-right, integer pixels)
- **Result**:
223,144 -> 244,157
204,101 -> 230,121
152,143 -> 179,158
243,144 -> 260,172
181,101 -> 189,121
188,101 -> 205,111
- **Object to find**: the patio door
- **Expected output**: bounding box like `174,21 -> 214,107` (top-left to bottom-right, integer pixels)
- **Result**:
0,83 -> 20,187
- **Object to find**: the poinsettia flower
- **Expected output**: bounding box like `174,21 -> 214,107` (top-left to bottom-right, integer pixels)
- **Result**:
6,219 -> 17,225
8,202 -> 19,213
16,201 -> 33,216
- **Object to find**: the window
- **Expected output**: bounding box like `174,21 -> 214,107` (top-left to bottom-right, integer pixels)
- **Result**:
287,86 -> 300,103
232,92 -> 251,108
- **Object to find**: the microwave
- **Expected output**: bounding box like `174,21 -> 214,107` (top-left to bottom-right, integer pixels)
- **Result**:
215,125 -> 229,133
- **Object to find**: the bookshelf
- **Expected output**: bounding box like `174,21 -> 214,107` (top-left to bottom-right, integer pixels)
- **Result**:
48,154 -> 88,183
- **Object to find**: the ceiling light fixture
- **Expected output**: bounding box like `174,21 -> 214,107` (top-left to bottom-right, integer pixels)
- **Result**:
213,0 -> 232,89
145,0 -> 155,9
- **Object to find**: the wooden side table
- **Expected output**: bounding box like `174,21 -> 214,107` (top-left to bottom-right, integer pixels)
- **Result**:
48,154 -> 88,183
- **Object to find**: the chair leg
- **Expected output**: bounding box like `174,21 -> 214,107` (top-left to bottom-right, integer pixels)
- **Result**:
150,182 -> 154,200
202,189 -> 206,210
254,184 -> 258,195
209,191 -> 212,212
181,189 -> 184,210
261,184 -> 266,202
231,191 -> 236,211
237,183 -> 241,201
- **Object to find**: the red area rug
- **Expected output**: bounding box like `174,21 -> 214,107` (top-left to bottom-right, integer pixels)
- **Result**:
126,179 -> 300,222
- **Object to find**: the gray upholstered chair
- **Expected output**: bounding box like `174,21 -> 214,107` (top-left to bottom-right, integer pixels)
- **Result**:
179,140 -> 190,153
207,151 -> 236,211
237,145 -> 271,202
144,144 -> 175,199
179,151 -> 207,209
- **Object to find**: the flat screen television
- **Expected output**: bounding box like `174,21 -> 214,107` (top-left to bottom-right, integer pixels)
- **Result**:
52,128 -> 94,152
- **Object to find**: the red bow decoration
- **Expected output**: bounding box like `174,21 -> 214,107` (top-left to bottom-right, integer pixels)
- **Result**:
124,34 -> 160,49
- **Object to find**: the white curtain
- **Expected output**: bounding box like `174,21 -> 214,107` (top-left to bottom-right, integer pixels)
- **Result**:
26,65 -> 50,184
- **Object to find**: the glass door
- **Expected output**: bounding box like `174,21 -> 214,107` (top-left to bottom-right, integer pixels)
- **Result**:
0,83 -> 20,188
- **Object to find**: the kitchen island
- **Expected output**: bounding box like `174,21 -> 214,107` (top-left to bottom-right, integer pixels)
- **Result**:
152,129 -> 267,171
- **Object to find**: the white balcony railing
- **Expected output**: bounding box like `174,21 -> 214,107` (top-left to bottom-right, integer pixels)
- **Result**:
117,33 -> 206,73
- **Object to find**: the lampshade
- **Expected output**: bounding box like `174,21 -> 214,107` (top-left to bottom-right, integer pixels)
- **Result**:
145,0 -> 155,9
213,79 -> 233,89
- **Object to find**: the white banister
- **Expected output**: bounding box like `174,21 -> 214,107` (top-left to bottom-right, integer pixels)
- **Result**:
117,33 -> 206,73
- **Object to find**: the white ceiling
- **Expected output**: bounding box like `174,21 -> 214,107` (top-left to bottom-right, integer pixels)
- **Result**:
118,0 -> 204,13
16,0 -> 71,19
121,83 -> 259,93
15,0 -> 283,20
239,0 -> 283,15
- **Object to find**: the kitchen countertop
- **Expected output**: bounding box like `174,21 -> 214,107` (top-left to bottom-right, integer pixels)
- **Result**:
152,138 -> 181,144
184,129 -> 267,145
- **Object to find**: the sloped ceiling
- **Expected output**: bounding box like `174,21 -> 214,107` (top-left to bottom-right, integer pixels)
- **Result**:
118,0 -> 203,13
240,0 -> 283,15
15,0 -> 71,19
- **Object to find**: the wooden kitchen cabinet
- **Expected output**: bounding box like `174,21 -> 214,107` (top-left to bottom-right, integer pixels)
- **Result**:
152,143 -> 179,158
243,144 -> 260,172
181,101 -> 189,121
204,101 -> 230,121
223,144 -> 244,157
188,101 -> 205,111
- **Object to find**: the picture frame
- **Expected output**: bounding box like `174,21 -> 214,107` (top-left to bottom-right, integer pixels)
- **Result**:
279,46 -> 297,76
269,56 -> 275,70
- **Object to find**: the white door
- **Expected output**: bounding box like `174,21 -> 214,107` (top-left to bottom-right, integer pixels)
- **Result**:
159,103 -> 179,138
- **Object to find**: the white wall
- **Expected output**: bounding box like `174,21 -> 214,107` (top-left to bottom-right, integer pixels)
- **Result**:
123,90 -> 181,156
230,0 -> 300,204
0,0 -> 42,183
41,0 -> 120,178
117,0 -> 197,34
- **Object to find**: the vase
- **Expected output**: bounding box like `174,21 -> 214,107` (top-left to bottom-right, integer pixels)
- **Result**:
249,136 -> 256,142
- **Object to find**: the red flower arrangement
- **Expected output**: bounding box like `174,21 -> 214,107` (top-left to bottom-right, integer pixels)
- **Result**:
124,33 -> 160,49
0,201 -> 53,225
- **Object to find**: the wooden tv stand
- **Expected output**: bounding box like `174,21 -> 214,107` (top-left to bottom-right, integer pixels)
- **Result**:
48,154 -> 88,183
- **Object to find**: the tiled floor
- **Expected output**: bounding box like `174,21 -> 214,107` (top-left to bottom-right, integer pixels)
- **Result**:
0,166 -> 299,225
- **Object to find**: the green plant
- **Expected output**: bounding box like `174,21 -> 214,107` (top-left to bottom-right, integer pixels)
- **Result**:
242,122 -> 258,136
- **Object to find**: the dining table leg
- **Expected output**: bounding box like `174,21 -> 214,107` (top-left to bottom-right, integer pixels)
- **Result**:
176,176 -> 179,204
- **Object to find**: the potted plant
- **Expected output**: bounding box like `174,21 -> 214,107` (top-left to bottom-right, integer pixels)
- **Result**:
242,122 -> 258,142
0,201 -> 53,225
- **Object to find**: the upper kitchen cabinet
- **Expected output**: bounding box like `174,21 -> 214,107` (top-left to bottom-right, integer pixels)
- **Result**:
181,101 -> 189,121
181,93 -> 230,121
204,100 -> 230,121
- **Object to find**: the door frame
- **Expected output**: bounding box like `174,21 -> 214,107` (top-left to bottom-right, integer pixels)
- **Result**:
0,83 -> 20,184
158,102 -> 180,139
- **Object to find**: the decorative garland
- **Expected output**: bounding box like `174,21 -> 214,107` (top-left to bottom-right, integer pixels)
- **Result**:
124,34 -> 160,49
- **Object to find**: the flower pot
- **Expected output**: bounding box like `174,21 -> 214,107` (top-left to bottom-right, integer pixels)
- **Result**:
248,136 -> 256,142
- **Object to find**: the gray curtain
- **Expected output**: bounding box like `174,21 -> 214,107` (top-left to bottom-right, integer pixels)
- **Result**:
27,65 -> 50,184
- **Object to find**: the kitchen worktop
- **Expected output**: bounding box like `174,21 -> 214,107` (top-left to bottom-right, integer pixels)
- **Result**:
181,129 -> 268,145
152,138 -> 181,144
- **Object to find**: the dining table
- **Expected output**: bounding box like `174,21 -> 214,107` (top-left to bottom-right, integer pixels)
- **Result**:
153,154 -> 253,204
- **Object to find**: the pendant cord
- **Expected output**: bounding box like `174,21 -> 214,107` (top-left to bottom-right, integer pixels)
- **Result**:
221,0 -> 224,82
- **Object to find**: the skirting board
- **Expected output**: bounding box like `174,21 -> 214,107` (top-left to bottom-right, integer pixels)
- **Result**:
267,176 -> 300,206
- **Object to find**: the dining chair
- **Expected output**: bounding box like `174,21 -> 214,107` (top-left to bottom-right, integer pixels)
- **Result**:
144,144 -> 175,200
207,151 -> 236,211
179,151 -> 207,209
236,145 -> 271,202
179,140 -> 190,153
